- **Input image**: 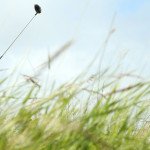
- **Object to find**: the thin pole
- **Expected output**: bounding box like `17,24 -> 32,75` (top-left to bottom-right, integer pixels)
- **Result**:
0,14 -> 37,60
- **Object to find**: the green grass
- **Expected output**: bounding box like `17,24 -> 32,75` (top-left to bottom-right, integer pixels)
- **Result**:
0,69 -> 150,150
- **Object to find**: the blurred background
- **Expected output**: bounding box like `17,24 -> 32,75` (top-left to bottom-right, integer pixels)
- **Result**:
0,0 -> 149,83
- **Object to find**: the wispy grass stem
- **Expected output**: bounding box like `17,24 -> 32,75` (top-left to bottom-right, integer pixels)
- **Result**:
0,14 -> 38,60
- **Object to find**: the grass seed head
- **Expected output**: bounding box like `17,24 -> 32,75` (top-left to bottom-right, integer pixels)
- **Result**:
34,4 -> 42,15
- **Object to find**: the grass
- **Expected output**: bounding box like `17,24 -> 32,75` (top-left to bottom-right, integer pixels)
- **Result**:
0,9 -> 149,149
0,66 -> 150,150
0,9 -> 150,150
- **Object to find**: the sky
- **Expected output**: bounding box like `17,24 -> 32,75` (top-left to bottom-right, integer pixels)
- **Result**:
0,0 -> 150,83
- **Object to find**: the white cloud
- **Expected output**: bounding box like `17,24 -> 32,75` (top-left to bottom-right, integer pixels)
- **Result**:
0,0 -> 149,81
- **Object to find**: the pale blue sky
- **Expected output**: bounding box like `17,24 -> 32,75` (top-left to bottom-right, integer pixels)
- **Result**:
0,0 -> 149,82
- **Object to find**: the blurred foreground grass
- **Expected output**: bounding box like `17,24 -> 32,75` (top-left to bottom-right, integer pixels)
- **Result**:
0,67 -> 150,150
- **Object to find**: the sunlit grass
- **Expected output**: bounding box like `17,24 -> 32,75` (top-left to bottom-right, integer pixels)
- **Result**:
0,67 -> 149,150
